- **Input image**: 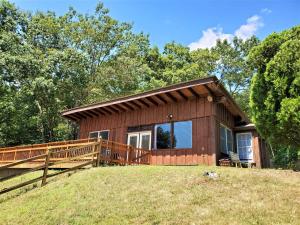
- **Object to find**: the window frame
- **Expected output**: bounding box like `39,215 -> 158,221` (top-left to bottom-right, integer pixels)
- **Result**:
154,120 -> 193,150
220,124 -> 233,154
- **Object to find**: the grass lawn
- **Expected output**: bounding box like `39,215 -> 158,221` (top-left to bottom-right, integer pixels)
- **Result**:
0,166 -> 299,225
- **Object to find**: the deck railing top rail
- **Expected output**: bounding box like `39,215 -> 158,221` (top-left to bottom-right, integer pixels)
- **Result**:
0,138 -> 98,152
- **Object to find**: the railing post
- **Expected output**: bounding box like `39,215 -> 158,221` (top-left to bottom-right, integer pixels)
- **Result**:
65,145 -> 69,159
13,151 -> 17,161
139,149 -> 141,165
96,139 -> 102,167
126,145 -> 130,165
110,142 -> 114,163
41,148 -> 50,186
128,146 -> 133,165
91,143 -> 96,167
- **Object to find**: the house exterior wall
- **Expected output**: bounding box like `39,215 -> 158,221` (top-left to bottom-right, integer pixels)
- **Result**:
78,97 -> 267,167
214,103 -> 236,163
79,97 -> 218,165
214,104 -> 269,168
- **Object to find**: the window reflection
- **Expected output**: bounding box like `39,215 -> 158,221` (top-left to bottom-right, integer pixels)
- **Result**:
155,121 -> 192,149
155,123 -> 171,149
173,121 -> 192,148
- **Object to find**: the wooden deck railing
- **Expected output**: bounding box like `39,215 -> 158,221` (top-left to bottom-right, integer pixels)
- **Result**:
0,139 -> 151,165
0,138 -> 96,152
0,138 -> 99,163
0,139 -> 151,195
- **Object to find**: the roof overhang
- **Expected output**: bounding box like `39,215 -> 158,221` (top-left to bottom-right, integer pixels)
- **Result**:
234,123 -> 256,131
62,76 -> 249,123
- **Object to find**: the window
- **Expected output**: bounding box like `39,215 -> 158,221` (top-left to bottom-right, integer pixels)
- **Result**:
220,124 -> 233,154
88,130 -> 110,140
155,123 -> 171,149
226,129 -> 233,152
89,132 -> 99,139
220,126 -> 227,154
173,121 -> 192,149
155,120 -> 192,149
99,130 -> 109,140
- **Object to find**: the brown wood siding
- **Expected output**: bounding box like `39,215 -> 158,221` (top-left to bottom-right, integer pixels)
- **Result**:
215,103 -> 235,128
214,104 -> 265,167
214,103 -> 235,164
79,97 -> 216,165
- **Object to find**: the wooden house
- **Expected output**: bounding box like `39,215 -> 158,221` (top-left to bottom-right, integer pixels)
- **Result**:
62,76 -> 270,168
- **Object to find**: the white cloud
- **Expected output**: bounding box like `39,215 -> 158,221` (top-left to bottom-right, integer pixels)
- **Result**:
234,15 -> 263,40
188,27 -> 233,50
188,14 -> 264,50
261,8 -> 272,14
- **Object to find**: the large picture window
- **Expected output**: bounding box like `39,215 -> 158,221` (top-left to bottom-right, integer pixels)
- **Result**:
155,123 -> 171,149
220,124 -> 233,154
173,121 -> 192,148
89,130 -> 110,140
155,121 -> 192,149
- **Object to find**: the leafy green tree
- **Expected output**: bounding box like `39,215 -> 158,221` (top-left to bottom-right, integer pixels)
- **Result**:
0,1 -> 150,145
212,36 -> 260,114
249,25 -> 300,151
144,42 -> 217,90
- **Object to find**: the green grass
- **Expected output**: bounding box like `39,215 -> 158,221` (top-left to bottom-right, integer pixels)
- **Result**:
0,166 -> 299,225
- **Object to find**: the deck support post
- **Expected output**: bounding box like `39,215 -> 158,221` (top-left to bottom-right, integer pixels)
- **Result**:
41,148 -> 50,186
128,146 -> 133,165
91,143 -> 97,167
126,145 -> 130,165
96,139 -> 102,167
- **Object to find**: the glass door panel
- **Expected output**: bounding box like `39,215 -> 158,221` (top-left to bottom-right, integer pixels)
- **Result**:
127,131 -> 151,150
127,133 -> 139,148
236,133 -> 253,161
139,131 -> 151,150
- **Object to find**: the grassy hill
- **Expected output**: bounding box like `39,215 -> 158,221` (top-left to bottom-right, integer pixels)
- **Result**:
0,166 -> 299,225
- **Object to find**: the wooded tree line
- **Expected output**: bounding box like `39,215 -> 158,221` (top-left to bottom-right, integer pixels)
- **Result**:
0,1 -> 299,167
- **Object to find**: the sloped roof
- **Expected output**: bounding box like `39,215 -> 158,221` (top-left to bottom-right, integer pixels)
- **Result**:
62,76 -> 249,123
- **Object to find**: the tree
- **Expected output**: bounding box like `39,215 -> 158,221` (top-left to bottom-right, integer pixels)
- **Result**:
143,42 -> 217,90
249,25 -> 300,151
0,1 -> 151,146
212,36 -> 260,114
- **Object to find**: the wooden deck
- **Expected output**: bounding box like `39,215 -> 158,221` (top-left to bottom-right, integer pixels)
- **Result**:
0,138 -> 151,167
0,139 -> 151,195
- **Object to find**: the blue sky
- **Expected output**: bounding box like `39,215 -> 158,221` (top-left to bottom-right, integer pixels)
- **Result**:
10,0 -> 300,49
